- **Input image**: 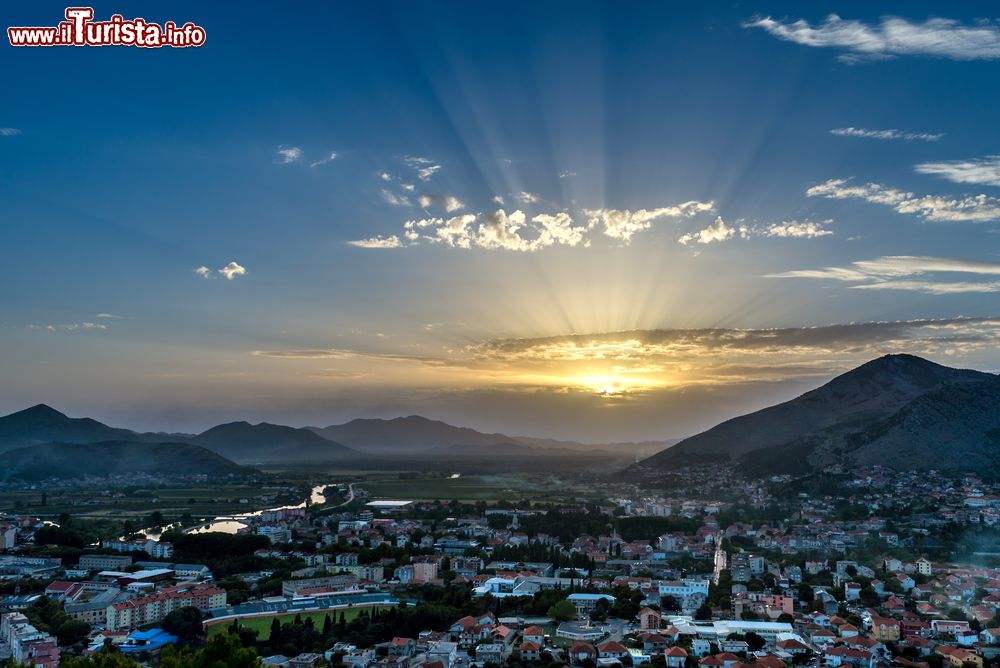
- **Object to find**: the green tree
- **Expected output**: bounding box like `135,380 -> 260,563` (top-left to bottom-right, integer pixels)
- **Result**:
162,606 -> 205,645
547,599 -> 577,622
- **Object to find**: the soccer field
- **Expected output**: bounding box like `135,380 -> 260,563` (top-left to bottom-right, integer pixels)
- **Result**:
207,606 -> 392,640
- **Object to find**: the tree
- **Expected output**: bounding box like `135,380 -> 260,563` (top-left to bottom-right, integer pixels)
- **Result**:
694,604 -> 713,621
547,599 -> 578,622
745,632 -> 766,652
162,606 -> 205,645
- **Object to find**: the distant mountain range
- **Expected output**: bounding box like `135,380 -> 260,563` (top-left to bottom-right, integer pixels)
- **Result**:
0,404 -> 667,467
639,354 -> 1000,475
0,440 -> 252,482
310,415 -> 670,457
190,421 -> 356,463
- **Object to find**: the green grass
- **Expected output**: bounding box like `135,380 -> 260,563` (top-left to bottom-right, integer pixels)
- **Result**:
207,606 -> 392,640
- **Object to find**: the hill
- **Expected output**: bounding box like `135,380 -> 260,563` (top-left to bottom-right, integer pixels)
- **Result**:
0,441 -> 252,482
311,415 -> 670,457
639,354 -> 1000,475
190,421 -> 357,464
0,404 -> 140,453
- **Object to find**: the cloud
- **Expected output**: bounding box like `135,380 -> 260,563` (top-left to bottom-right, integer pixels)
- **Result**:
769,255 -> 1000,293
678,217 -> 832,246
745,14 -> 1000,62
492,196 -> 505,205
915,155 -> 1000,187
275,146 -> 303,164
583,202 -> 716,242
761,220 -> 834,238
29,321 -> 106,332
404,156 -> 441,181
379,172 -> 392,182
807,178 -> 1000,222
679,216 -> 749,245
418,194 -> 465,212
195,262 -> 248,280
96,313 -> 125,319
381,189 -> 411,207
515,191 -> 542,204
347,235 -> 404,249
0,128 -> 20,137
395,209 -> 588,252
830,127 -> 942,141
219,261 -> 247,280
253,316 -> 1000,397
310,151 -> 338,167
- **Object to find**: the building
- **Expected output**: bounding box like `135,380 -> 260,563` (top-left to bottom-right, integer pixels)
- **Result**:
281,574 -> 359,597
106,583 -> 226,631
256,526 -> 293,545
101,538 -> 173,559
79,554 -> 133,571
1,612 -> 59,668
566,593 -> 616,618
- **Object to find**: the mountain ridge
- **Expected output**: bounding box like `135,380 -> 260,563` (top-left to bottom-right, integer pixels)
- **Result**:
639,354 -> 1000,475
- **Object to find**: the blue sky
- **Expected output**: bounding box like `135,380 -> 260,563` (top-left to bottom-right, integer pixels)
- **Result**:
2,2 -> 1000,440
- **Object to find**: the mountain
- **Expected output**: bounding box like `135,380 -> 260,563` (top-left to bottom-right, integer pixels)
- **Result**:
310,416 -> 518,453
0,440 -> 252,482
190,421 -> 357,464
310,415 -> 671,457
640,354 -> 1000,475
0,404 -> 140,453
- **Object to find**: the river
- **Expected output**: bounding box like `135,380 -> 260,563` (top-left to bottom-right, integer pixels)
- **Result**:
142,483 -> 340,540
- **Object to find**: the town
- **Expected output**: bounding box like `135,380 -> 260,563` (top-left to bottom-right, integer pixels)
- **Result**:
2,465 -> 999,668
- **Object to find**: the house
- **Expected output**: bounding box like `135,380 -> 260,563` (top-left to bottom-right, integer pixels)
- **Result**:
427,641 -> 459,668
871,617 -> 902,642
638,607 -> 661,631
519,641 -> 541,662
776,639 -> 809,655
569,642 -> 597,665
691,639 -> 711,657
916,558 -> 932,576
663,646 -> 688,668
476,643 -> 505,665
641,633 -> 669,653
389,637 -> 415,657
289,654 -> 323,668
597,641 -> 629,660
523,626 -> 545,646
825,646 -> 876,668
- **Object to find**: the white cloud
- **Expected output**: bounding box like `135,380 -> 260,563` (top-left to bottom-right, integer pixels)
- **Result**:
559,171 -> 577,179
381,189 -> 411,207
418,194 -> 465,212
379,172 -> 392,181
915,155 -> 1000,188
29,321 -> 106,332
807,178 -> 1000,222
492,195 -> 505,205
310,151 -> 338,167
348,235 -> 404,249
196,262 -> 248,280
679,216 -> 748,245
761,220 -> 834,238
769,255 -> 1000,293
830,127 -> 942,141
515,191 -> 542,204
746,14 -> 1000,62
396,209 -> 589,252
219,261 -> 247,280
275,146 -> 303,164
95,313 -> 125,319
583,202 -> 716,243
404,156 -> 441,181
0,128 -> 20,137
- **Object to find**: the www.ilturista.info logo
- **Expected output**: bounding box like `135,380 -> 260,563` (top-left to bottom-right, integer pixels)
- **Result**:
8,7 -> 206,48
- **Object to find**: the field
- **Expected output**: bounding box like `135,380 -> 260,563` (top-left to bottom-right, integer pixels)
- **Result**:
353,472 -> 602,502
206,606 -> 392,639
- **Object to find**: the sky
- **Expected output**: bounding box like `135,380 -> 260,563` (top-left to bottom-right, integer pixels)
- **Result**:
2,1 -> 1000,442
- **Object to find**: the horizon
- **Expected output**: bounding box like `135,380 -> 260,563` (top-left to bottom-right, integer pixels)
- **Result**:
4,2 -> 1000,441
3,350 -> 996,442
